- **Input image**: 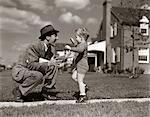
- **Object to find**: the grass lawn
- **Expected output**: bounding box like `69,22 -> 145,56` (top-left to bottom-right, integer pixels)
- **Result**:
0,70 -> 150,101
0,101 -> 149,117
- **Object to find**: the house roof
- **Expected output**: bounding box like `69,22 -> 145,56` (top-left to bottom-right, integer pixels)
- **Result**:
112,7 -> 150,26
88,41 -> 106,52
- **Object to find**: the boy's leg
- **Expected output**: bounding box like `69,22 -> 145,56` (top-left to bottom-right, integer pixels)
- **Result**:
77,73 -> 86,96
76,73 -> 88,103
72,70 -> 78,82
72,70 -> 87,88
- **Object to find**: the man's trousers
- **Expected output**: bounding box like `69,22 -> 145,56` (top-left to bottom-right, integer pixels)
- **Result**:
12,62 -> 58,96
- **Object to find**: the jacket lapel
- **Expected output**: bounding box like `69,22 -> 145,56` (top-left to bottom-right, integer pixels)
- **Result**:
38,41 -> 46,58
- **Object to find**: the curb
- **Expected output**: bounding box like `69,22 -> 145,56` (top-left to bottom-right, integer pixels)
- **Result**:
0,98 -> 150,108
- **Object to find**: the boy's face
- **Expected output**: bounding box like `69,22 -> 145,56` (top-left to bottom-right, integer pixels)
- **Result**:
75,35 -> 82,43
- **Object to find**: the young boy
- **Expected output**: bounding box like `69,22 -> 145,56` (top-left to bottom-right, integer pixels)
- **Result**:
65,27 -> 89,103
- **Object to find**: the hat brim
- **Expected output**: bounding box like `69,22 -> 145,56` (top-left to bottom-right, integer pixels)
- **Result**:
39,30 -> 59,39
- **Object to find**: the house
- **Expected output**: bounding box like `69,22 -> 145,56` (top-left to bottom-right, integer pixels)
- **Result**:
88,41 -> 106,71
97,0 -> 150,74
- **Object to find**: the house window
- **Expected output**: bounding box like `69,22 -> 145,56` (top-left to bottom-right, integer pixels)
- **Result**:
110,23 -> 117,38
111,48 -> 116,63
139,16 -> 149,36
114,23 -> 117,36
138,48 -> 149,63
110,25 -> 114,38
139,56 -> 147,61
140,29 -> 147,34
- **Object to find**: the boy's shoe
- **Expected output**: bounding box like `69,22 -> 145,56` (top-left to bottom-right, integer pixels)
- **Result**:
12,87 -> 24,102
129,75 -> 134,79
76,95 -> 88,103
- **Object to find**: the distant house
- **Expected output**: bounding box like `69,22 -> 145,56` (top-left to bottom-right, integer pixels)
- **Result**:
97,0 -> 150,74
0,64 -> 6,71
88,41 -> 106,71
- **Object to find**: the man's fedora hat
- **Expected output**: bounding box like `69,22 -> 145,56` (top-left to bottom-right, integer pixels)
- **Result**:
39,25 -> 59,39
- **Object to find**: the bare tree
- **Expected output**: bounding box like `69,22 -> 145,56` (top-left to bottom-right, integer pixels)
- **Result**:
120,0 -> 150,8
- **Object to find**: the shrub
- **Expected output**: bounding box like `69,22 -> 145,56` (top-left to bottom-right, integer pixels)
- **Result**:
135,66 -> 145,74
125,68 -> 132,74
125,67 -> 145,74
117,69 -> 124,74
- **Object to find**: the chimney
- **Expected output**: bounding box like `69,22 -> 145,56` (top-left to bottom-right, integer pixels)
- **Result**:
102,0 -> 112,70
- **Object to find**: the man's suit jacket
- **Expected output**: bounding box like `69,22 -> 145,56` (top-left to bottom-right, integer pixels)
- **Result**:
18,40 -> 54,66
12,40 -> 55,82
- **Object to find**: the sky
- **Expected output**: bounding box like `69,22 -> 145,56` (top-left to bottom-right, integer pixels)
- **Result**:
0,0 -> 121,66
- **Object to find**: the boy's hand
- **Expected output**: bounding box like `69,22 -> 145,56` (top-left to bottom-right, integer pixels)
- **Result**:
65,45 -> 71,50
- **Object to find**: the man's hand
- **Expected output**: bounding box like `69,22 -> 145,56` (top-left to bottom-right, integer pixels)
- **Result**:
65,50 -> 71,58
39,58 -> 50,63
48,57 -> 57,66
57,62 -> 65,68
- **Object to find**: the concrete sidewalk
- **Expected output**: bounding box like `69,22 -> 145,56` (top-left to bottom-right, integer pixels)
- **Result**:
0,98 -> 150,108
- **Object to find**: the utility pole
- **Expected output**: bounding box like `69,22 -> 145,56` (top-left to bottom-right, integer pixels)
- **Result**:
103,0 -> 112,70
132,29 -> 135,76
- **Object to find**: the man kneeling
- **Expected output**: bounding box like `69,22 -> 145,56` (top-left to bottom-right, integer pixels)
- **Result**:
12,25 -> 63,102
